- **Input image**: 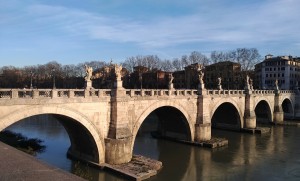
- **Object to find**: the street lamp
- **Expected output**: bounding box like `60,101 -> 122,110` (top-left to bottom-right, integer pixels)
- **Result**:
139,73 -> 143,89
52,68 -> 56,89
30,71 -> 33,89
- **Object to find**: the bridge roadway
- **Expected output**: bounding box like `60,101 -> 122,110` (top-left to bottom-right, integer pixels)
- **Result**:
0,87 -> 299,166
0,141 -> 85,181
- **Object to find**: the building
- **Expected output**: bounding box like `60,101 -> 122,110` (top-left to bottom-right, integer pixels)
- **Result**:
123,66 -> 171,89
255,55 -> 300,90
173,63 -> 202,89
204,61 -> 244,90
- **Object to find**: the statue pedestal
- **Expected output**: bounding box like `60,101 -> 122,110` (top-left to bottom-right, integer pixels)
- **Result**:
85,80 -> 92,89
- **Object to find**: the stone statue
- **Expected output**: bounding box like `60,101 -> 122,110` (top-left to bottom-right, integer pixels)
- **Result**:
169,74 -> 174,83
217,77 -> 222,90
198,68 -> 204,84
249,78 -> 253,90
217,77 -> 222,85
114,64 -> 122,81
84,65 -> 93,81
244,75 -> 254,91
275,79 -> 279,90
246,75 -> 250,86
168,73 -> 174,89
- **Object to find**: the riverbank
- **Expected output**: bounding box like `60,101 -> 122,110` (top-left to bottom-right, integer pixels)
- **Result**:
0,141 -> 85,181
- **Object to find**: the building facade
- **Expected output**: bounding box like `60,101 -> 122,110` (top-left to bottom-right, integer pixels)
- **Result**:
204,61 -> 244,90
255,55 -> 300,90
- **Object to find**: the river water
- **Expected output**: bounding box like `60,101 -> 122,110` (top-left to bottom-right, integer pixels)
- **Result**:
5,115 -> 300,181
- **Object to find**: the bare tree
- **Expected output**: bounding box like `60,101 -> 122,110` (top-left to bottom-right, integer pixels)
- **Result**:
189,51 -> 209,66
160,59 -> 174,72
210,48 -> 261,70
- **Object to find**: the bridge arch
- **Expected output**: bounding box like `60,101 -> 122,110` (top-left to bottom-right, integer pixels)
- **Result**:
254,99 -> 273,123
282,98 -> 294,119
132,101 -> 194,150
211,101 -> 243,130
0,105 -> 105,164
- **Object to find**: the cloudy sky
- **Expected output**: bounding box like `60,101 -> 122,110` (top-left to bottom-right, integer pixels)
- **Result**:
1,0 -> 299,67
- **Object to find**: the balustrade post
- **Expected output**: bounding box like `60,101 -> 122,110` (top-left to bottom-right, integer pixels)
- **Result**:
68,90 -> 74,98
32,89 -> 39,99
51,89 -> 57,99
11,89 -> 18,99
84,89 -> 89,98
98,89 -> 102,98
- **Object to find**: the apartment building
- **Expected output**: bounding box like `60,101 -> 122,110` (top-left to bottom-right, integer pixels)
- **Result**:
255,55 -> 300,90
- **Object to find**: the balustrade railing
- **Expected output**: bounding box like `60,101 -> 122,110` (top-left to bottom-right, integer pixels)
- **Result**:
0,88 -> 295,100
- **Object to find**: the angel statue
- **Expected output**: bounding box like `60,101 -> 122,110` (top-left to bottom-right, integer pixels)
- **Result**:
84,65 -> 93,81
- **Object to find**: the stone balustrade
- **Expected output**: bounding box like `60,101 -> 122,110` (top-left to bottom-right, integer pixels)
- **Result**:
0,88 -> 295,100
206,89 -> 245,95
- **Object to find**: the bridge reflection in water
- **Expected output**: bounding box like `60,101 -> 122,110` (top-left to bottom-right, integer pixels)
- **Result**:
5,115 -> 300,181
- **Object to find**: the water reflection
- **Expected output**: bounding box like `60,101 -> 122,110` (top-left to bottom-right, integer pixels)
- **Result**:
5,115 -> 300,181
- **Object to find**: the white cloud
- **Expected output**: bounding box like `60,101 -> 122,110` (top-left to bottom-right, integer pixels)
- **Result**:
2,0 -> 300,58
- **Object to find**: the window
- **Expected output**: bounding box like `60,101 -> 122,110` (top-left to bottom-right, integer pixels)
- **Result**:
266,74 -> 268,77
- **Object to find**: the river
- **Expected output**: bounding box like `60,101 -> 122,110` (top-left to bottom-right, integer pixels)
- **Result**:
5,115 -> 300,181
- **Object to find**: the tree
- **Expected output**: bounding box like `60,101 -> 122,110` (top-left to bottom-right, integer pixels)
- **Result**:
160,59 -> 174,72
188,51 -> 210,66
210,48 -> 261,70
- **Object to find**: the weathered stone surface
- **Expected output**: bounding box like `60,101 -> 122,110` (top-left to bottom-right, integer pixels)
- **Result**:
0,88 -> 298,166
104,155 -> 162,180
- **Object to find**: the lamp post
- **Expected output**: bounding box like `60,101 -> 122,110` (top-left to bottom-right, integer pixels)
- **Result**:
139,73 -> 143,89
52,68 -> 56,89
30,71 -> 33,89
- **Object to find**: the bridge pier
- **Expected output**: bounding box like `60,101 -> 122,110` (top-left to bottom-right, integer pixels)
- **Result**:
244,93 -> 256,129
105,65 -> 133,164
273,91 -> 284,124
195,95 -> 211,141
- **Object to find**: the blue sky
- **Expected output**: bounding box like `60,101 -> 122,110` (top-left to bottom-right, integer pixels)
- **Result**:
1,0 -> 300,67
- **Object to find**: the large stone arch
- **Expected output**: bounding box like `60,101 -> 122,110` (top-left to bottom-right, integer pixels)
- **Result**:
254,98 -> 273,123
210,99 -> 244,129
0,105 -> 105,164
281,97 -> 294,119
131,100 -> 194,150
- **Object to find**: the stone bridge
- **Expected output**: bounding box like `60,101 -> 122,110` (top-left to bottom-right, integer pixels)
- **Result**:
0,87 -> 299,165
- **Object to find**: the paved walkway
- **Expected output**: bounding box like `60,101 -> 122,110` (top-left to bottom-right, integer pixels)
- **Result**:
0,141 -> 86,181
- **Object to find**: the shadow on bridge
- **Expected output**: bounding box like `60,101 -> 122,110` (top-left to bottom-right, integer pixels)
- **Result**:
133,106 -> 192,156
255,100 -> 272,123
211,102 -> 241,131
282,99 -> 294,119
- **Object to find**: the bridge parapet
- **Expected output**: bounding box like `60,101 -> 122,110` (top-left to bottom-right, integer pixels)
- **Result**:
206,89 -> 245,96
0,89 -> 113,99
125,89 -> 198,97
252,90 -> 275,95
280,90 -> 295,94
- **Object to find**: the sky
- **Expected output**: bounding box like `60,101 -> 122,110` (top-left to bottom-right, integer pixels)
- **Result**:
1,0 -> 300,67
